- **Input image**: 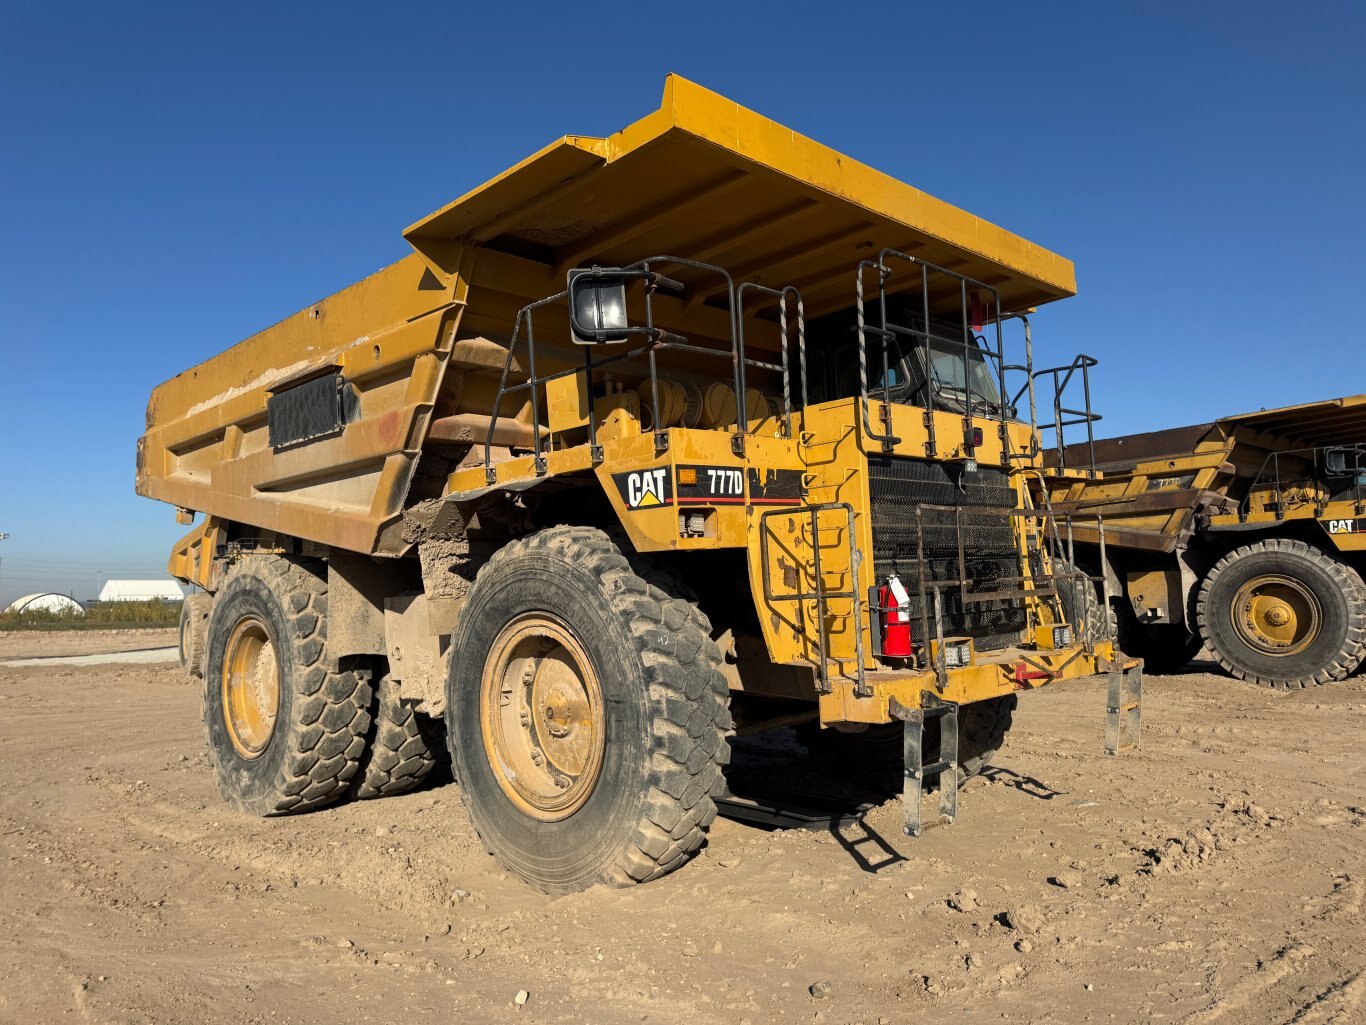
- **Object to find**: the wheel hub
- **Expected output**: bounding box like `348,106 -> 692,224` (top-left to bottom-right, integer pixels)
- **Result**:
1233,574 -> 1321,656
221,616 -> 281,759
480,614 -> 605,821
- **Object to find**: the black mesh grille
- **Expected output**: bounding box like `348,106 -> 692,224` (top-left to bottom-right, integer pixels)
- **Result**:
868,456 -> 1027,651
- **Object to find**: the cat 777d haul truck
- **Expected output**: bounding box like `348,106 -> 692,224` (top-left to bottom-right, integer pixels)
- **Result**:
1043,397 -> 1366,687
137,76 -> 1138,893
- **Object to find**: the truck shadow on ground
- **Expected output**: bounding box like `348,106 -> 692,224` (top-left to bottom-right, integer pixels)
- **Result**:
718,729 -> 1066,874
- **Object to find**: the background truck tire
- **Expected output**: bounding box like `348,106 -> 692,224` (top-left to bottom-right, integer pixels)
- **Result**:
1196,539 -> 1366,688
797,693 -> 1015,786
203,556 -> 373,815
349,672 -> 442,800
445,526 -> 731,894
1114,607 -> 1203,674
1054,556 -> 1110,646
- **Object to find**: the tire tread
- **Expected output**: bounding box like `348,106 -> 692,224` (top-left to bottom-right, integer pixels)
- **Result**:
452,526 -> 730,889
1196,539 -> 1366,688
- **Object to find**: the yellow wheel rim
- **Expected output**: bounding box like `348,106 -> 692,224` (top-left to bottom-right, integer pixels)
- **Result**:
479,613 -> 605,822
1232,573 -> 1321,656
221,616 -> 281,759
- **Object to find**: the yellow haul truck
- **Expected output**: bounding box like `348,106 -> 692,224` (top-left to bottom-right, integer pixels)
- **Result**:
1042,396 -> 1366,686
138,76 -> 1138,892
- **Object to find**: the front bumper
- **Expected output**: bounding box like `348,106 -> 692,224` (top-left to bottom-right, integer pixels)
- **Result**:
818,638 -> 1121,725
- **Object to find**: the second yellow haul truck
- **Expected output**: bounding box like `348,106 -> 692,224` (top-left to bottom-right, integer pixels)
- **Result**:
138,77 -> 1137,892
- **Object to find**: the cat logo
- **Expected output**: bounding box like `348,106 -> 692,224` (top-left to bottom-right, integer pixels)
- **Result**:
621,468 -> 671,509
1327,519 -> 1359,534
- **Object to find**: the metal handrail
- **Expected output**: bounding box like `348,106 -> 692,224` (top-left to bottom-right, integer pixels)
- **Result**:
482,255 -> 809,482
854,250 -> 1011,460
1239,443 -> 1366,520
1015,354 -> 1102,477
758,502 -> 867,696
736,282 -> 806,439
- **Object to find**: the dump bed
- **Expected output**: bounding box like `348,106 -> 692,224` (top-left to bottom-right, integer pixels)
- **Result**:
138,75 -> 1077,558
1045,394 -> 1366,551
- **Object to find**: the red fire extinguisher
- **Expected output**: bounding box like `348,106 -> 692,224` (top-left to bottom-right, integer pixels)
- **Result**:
878,574 -> 913,657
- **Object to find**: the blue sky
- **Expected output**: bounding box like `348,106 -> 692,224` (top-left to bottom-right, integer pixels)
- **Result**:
1,2 -> 1362,603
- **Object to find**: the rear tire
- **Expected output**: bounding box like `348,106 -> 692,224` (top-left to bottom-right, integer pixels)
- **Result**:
178,593 -> 212,678
957,693 -> 1016,781
446,526 -> 730,893
1196,539 -> 1366,688
203,556 -> 373,815
349,673 -> 442,799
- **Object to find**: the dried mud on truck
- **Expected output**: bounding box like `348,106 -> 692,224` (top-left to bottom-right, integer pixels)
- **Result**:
137,75 -> 1141,893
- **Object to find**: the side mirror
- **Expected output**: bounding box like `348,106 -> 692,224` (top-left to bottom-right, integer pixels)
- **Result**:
567,269 -> 630,345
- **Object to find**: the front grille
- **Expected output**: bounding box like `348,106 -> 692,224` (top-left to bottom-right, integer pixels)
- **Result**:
867,456 -> 1027,651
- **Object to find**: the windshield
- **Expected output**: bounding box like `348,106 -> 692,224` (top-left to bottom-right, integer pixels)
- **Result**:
924,337 -> 1001,403
825,332 -> 1006,413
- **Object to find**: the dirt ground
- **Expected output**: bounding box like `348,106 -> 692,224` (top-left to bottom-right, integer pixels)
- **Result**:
1,647 -> 1362,1025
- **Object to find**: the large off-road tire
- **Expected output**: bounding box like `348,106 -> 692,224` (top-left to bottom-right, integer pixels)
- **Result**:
1196,539 -> 1366,688
1114,606 -> 1203,674
178,592 -> 212,678
797,693 -> 1015,787
446,526 -> 730,893
957,693 -> 1016,781
349,673 -> 442,800
203,556 -> 373,815
1054,556 -> 1110,646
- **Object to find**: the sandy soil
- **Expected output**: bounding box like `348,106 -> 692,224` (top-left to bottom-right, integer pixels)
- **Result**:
1,652 -> 1362,1025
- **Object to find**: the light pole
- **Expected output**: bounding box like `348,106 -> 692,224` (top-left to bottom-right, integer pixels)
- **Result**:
0,533 -> 9,609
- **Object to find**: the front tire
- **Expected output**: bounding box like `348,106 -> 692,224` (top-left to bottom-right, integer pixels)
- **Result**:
203,556 -> 373,815
1197,539 -> 1366,688
446,526 -> 731,893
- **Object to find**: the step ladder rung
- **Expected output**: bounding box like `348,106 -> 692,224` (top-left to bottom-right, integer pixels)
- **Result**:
891,693 -> 960,838
910,758 -> 953,780
1105,661 -> 1143,757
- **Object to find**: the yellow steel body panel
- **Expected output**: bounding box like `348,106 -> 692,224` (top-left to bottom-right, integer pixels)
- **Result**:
167,517 -> 224,591
818,642 -> 1116,725
138,251 -> 475,556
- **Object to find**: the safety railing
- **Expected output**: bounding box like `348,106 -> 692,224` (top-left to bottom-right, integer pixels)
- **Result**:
1021,354 -> 1102,477
483,256 -> 807,483
758,502 -> 867,697
1240,443 -> 1366,519
853,249 -> 1011,459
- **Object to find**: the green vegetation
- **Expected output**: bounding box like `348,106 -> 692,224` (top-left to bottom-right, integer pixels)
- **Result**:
0,599 -> 183,632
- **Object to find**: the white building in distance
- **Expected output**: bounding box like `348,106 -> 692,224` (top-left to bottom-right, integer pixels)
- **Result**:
6,592 -> 85,614
98,579 -> 189,602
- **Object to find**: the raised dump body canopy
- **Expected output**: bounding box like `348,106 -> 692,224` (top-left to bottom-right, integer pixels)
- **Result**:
138,75 -> 1076,560
405,74 -> 1075,317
